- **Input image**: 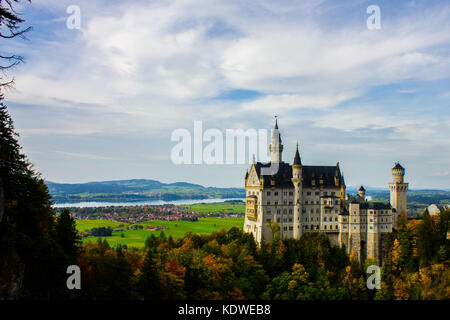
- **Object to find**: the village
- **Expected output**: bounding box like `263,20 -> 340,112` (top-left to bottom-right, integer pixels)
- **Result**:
57,203 -> 242,225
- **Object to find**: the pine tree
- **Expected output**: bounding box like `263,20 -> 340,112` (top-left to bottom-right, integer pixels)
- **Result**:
0,100 -> 58,299
137,250 -> 161,300
417,211 -> 437,267
54,208 -> 81,264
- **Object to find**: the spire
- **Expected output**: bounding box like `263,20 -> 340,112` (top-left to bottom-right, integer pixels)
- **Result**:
274,116 -> 278,129
293,142 -> 301,165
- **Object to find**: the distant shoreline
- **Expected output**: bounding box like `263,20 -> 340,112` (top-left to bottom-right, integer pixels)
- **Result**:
53,197 -> 245,208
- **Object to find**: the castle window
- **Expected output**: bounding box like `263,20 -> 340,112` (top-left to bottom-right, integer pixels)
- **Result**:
284,227 -> 287,231
332,192 -> 335,196
289,218 -> 292,222
289,226 -> 293,230
315,192 -> 319,195
289,209 -> 292,214
289,201 -> 293,205
324,225 -> 327,230
274,192 -> 278,196
277,218 -> 280,222
289,192 -> 293,196
307,191 -> 311,196
336,225 -> 338,230
275,201 -> 278,205
266,219 -> 271,223
267,191 -> 271,196
305,225 -> 308,229
305,200 -> 308,204
324,217 -> 327,221
267,201 -> 270,205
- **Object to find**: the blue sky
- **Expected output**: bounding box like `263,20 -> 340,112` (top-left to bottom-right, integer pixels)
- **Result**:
3,0 -> 450,189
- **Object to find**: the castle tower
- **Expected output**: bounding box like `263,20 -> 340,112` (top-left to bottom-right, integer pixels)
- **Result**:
358,185 -> 366,200
292,143 -> 303,239
269,117 -> 283,163
388,162 -> 408,227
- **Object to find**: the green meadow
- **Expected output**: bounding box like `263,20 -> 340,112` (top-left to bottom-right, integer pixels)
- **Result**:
180,202 -> 245,214
76,217 -> 244,248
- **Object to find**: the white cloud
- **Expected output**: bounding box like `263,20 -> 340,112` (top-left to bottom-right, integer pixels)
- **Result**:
3,0 -> 450,187
9,0 -> 450,127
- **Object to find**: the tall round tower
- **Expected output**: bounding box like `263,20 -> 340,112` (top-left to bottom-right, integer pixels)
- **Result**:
292,143 -> 302,240
269,117 -> 283,163
388,162 -> 408,227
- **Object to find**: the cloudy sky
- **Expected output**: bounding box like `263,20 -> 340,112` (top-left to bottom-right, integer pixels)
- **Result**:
3,0 -> 450,189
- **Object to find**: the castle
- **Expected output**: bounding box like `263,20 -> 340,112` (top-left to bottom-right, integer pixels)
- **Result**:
243,119 -> 408,263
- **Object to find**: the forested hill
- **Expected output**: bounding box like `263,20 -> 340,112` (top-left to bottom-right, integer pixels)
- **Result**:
46,179 -> 245,203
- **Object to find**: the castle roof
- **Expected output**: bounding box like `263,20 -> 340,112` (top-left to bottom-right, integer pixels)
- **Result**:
293,143 -> 301,165
253,161 -> 294,188
253,162 -> 344,189
359,185 -> 365,191
360,202 -> 391,210
393,162 -> 404,170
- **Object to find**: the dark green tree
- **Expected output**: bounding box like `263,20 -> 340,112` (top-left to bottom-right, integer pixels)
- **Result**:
54,208 -> 81,264
137,251 -> 161,300
417,211 -> 437,266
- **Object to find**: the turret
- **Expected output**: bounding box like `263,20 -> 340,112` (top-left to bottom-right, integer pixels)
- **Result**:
392,162 -> 405,183
292,143 -> 302,177
388,161 -> 408,226
358,185 -> 366,200
269,117 -> 283,163
292,143 -> 302,240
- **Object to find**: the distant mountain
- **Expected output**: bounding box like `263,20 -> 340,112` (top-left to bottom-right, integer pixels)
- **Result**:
46,179 -> 245,203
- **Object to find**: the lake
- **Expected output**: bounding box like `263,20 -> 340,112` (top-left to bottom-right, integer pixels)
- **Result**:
53,197 -> 245,208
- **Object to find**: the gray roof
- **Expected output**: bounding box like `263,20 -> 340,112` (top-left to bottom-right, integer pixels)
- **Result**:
252,162 -> 345,189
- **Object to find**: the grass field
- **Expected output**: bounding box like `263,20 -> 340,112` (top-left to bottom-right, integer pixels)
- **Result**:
76,217 -> 244,248
178,202 -> 245,214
